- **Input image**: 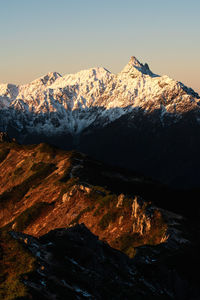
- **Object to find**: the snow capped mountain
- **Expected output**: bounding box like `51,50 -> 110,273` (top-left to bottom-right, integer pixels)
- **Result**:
0,56 -> 199,137
1,57 -> 200,187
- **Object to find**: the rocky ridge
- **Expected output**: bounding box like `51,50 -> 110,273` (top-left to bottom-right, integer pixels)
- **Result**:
0,141 -> 168,254
0,140 -> 200,299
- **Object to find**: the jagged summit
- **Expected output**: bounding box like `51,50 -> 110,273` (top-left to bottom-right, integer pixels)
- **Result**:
130,56 -> 142,67
120,56 -> 158,77
30,71 -> 62,86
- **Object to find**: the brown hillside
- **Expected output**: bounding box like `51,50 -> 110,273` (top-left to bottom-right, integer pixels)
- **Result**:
0,141 -> 167,257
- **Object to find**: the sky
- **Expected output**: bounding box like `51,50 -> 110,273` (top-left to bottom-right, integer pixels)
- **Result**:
0,0 -> 199,93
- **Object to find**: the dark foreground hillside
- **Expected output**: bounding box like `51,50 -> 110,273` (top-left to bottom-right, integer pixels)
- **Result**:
1,224 -> 200,299
0,140 -> 200,299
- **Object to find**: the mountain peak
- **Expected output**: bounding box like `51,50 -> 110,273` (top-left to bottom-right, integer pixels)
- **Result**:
129,56 -> 142,67
120,56 -> 157,78
31,71 -> 62,86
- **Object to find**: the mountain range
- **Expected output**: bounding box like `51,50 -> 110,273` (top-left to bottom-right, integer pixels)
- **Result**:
1,57 -> 200,298
0,56 -> 200,187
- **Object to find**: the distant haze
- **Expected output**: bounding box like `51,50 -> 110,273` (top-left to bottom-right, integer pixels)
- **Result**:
0,0 -> 199,93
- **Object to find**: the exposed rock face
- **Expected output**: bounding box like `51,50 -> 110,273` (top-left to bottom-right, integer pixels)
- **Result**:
116,193 -> 125,207
131,197 -> 151,236
131,196 -> 140,218
62,185 -> 91,203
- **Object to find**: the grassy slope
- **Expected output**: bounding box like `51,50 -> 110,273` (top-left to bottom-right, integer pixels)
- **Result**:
0,228 -> 35,299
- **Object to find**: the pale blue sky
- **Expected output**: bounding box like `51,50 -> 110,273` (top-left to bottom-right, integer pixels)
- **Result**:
0,0 -> 199,93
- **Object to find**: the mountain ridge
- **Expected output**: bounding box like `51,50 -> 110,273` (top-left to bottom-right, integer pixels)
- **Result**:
0,56 -> 199,136
1,57 -> 200,188
1,140 -> 200,299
